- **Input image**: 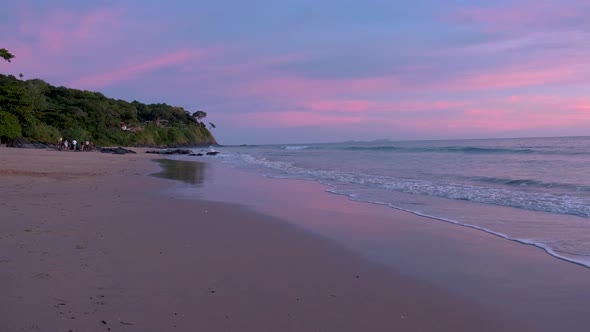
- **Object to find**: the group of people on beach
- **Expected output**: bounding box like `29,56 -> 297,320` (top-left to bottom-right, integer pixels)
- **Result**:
57,137 -> 95,151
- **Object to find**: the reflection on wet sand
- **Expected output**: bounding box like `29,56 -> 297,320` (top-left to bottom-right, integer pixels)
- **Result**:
152,159 -> 208,186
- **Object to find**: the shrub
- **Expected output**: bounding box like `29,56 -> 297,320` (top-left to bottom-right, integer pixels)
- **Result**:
0,110 -> 22,139
22,119 -> 60,143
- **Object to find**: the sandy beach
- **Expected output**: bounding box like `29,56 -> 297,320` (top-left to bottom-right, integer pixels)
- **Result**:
1,147 -> 586,331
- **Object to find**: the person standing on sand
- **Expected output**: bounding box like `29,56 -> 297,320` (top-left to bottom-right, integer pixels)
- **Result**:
58,137 -> 63,150
64,140 -> 69,150
72,139 -> 77,151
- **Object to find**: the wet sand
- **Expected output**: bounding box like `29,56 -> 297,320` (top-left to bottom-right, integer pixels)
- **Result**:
0,147 -> 581,331
153,157 -> 590,331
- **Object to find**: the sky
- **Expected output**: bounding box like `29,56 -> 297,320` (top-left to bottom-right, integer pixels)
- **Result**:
1,0 -> 589,144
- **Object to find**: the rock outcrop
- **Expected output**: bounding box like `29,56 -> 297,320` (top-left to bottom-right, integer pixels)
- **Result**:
145,149 -> 192,155
100,147 -> 137,154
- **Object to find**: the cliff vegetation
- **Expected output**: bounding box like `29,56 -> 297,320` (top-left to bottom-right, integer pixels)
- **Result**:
0,50 -> 216,147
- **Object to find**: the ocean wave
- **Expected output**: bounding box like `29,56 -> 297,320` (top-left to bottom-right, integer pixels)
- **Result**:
223,153 -> 590,218
278,143 -> 588,155
504,179 -> 546,186
342,146 -> 537,154
280,145 -> 312,150
467,176 -> 590,191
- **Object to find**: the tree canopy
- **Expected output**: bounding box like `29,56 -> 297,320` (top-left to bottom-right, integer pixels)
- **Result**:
0,73 -> 217,146
0,111 -> 22,139
0,48 -> 15,62
192,110 -> 207,121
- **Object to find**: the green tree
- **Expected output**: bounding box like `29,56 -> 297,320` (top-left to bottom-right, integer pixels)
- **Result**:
0,83 -> 34,124
23,119 -> 60,143
0,111 -> 22,139
1,48 -> 15,62
62,127 -> 91,142
26,79 -> 50,112
191,110 -> 207,122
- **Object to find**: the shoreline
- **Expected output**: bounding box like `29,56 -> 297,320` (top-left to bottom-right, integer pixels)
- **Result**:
160,157 -> 590,331
0,148 -> 585,331
343,194 -> 590,269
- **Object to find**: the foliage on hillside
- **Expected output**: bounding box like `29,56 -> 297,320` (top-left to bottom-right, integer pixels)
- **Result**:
0,73 -> 217,146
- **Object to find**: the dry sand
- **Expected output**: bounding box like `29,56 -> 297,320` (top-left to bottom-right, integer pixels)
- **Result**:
1,147 -> 530,331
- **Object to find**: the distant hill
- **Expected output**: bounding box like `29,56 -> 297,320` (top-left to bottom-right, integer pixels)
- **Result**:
0,73 -> 217,147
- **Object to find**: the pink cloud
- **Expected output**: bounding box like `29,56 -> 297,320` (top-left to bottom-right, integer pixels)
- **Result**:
502,95 -> 590,118
428,108 -> 521,132
199,53 -> 309,79
15,7 -> 123,56
230,111 -> 364,128
39,28 -> 66,55
394,100 -> 471,112
507,96 -> 521,102
308,100 -> 372,113
0,6 -> 128,79
449,2 -> 586,32
424,113 -> 549,133
306,99 -> 470,113
218,92 -> 590,134
452,96 -> 590,132
364,94 -> 590,135
70,49 -> 214,89
463,108 -> 509,117
233,51 -> 589,102
503,94 -> 590,106
441,58 -> 588,91
237,76 -> 403,100
568,103 -> 590,113
75,9 -> 123,41
218,98 -> 475,130
1,5 -> 218,90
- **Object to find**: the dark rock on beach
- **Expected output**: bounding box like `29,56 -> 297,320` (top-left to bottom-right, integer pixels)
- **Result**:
146,149 -> 192,155
5,137 -> 51,149
12,138 -> 36,148
100,147 -> 137,155
188,151 -> 219,156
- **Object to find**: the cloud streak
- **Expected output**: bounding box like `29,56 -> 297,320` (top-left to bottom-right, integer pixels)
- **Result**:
70,49 -> 214,89
449,1 -> 590,32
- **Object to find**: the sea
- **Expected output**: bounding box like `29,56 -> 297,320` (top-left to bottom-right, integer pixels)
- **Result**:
209,136 -> 590,268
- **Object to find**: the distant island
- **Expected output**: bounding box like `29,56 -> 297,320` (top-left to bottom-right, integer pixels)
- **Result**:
0,72 -> 217,148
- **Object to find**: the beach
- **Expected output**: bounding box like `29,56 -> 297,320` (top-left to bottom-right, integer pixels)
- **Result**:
1,147 -> 588,331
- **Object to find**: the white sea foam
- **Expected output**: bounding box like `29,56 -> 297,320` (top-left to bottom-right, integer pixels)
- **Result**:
218,137 -> 590,269
223,152 -> 590,218
281,145 -> 309,150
